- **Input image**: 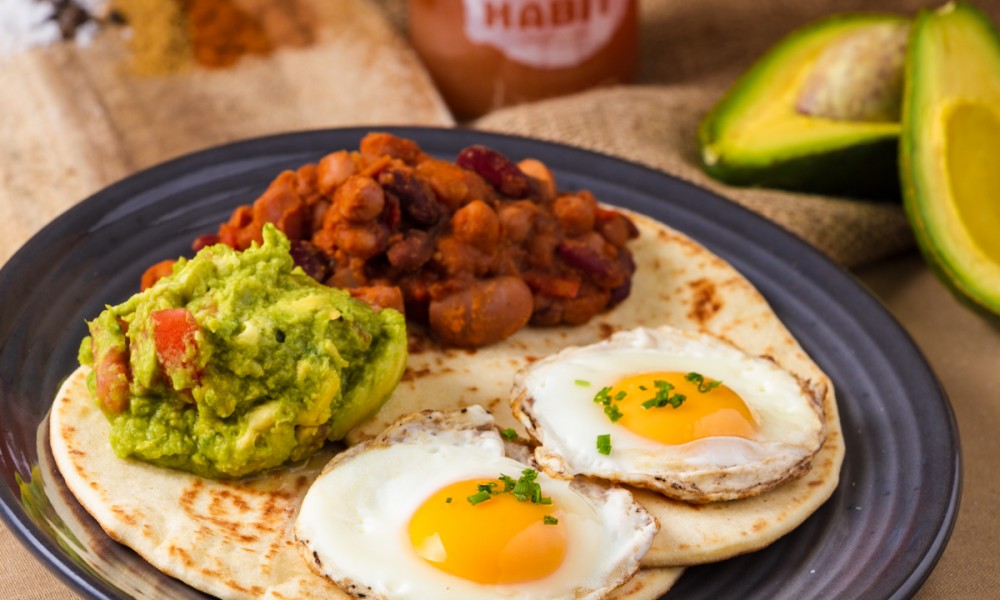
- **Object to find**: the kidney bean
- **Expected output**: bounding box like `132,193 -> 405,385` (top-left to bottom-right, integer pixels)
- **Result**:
456,145 -> 532,199
378,168 -> 441,226
289,239 -> 331,282
191,233 -> 220,253
387,230 -> 434,272
428,276 -> 533,347
557,240 -> 625,290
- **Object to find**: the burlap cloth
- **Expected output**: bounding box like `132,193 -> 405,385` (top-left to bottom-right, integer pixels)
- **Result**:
365,0 -> 984,269
464,0 -> 970,268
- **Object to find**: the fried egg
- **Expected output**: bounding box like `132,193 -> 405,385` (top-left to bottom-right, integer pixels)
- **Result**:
295,406 -> 658,600
510,326 -> 826,503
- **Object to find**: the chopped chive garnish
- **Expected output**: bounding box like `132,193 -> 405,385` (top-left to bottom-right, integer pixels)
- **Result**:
597,434 -> 612,455
595,385 -> 628,423
575,379 -> 591,387
499,474 -> 518,492
593,386 -> 612,404
445,497 -> 452,503
543,515 -> 559,525
467,469 -> 554,507
685,372 -> 722,393
641,379 -> 686,410
500,427 -> 518,441
467,491 -> 492,505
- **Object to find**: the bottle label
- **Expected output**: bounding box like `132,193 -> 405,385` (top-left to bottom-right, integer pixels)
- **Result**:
461,0 -> 628,69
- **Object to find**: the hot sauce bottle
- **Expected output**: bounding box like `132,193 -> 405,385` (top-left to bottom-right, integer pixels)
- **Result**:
409,0 -> 638,119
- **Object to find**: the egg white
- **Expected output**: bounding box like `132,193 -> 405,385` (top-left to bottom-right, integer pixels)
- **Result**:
511,326 -> 826,503
295,406 -> 658,600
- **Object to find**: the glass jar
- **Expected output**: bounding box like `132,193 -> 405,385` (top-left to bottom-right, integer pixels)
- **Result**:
409,0 -> 638,119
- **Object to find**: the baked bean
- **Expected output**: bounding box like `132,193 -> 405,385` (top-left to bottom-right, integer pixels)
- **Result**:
434,236 -> 494,277
451,200 -> 500,251
253,171 -> 305,240
517,158 -> 556,201
428,276 -> 533,347
333,175 -> 385,223
360,132 -> 425,165
498,201 -> 538,243
553,193 -> 596,236
95,345 -> 130,414
331,222 -> 387,260
218,205 -> 257,249
140,259 -> 177,291
317,150 -> 357,196
596,208 -> 640,248
198,134 -> 640,346
416,159 -> 493,211
349,285 -> 406,314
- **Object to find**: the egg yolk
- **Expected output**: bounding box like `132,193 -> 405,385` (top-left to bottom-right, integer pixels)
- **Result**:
408,479 -> 567,584
609,371 -> 758,445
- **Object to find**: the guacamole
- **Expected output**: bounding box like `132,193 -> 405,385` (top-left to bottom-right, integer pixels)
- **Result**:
79,225 -> 407,478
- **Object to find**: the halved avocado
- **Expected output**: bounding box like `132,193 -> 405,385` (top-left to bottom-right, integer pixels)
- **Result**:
901,2 -> 1000,320
699,14 -> 908,199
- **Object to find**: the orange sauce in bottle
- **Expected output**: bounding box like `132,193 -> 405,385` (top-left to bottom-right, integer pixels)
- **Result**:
409,0 -> 638,119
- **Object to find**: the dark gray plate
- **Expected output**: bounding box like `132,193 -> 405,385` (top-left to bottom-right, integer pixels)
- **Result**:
0,127 -> 960,599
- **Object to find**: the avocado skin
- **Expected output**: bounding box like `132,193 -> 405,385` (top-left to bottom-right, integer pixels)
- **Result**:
700,134 -> 900,199
900,2 -> 1000,322
699,14 -> 906,200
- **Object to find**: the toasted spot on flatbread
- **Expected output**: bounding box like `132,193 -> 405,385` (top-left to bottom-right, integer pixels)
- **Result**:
599,322 -> 619,338
110,505 -> 137,526
687,277 -> 723,324
169,543 -> 195,567
401,367 -> 431,382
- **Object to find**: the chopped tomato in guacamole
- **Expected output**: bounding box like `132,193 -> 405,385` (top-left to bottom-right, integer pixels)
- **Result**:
78,224 -> 407,478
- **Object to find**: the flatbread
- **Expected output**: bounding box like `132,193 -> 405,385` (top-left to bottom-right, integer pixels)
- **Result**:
49,209 -> 842,595
50,367 -> 681,599
348,211 -> 845,567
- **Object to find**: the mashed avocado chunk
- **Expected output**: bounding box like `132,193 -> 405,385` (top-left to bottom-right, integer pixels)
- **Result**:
80,225 -> 407,478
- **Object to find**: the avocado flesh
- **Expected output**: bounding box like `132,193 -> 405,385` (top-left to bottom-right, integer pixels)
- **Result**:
903,2 -> 1000,319
699,15 -> 906,198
